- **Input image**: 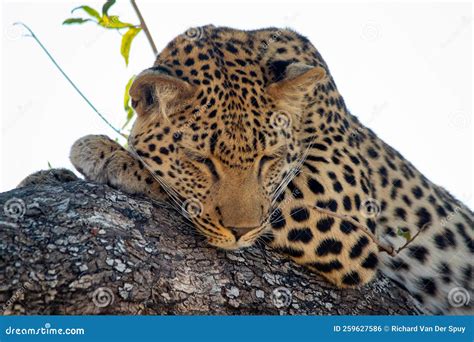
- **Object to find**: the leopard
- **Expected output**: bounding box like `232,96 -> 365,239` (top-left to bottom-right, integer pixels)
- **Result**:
66,26 -> 472,314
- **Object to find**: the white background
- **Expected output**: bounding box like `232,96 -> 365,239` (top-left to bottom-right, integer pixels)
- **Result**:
1,0 -> 472,208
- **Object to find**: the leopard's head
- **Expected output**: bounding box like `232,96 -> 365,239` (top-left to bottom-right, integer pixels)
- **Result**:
128,27 -> 327,249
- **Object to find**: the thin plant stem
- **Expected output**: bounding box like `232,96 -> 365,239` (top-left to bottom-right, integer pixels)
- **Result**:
14,22 -> 126,139
130,0 -> 157,56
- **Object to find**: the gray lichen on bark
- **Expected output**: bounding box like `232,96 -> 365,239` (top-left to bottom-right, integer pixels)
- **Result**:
0,170 -> 422,315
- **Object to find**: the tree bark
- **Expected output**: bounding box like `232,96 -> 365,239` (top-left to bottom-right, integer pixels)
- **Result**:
0,170 -> 422,315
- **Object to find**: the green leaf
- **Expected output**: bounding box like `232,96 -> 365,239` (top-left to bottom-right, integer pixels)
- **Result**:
47,161 -> 52,169
62,18 -> 92,25
120,27 -> 141,66
102,0 -> 116,16
99,15 -> 135,29
397,227 -> 411,242
72,5 -> 101,20
122,75 -> 136,129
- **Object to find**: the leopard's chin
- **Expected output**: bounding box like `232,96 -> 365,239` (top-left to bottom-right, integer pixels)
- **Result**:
195,222 -> 266,250
205,236 -> 259,250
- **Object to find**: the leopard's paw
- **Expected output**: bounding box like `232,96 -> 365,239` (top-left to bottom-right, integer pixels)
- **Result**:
17,168 -> 78,188
70,134 -> 122,183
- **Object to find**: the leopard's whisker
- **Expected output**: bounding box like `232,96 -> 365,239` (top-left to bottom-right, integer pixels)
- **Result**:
270,136 -> 316,207
270,138 -> 313,201
258,137 -> 316,228
128,144 -> 187,214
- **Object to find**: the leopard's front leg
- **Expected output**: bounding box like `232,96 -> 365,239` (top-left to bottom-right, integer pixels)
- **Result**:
70,135 -> 166,201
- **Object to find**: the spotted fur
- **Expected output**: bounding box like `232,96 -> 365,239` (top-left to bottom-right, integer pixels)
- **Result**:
70,26 -> 473,314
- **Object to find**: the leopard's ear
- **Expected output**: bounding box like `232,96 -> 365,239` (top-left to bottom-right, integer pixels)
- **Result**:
267,63 -> 327,104
129,67 -> 196,117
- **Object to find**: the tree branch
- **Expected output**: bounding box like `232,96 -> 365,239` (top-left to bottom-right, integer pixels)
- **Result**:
314,206 -> 429,257
314,206 -> 396,256
0,170 -> 422,315
130,0 -> 158,56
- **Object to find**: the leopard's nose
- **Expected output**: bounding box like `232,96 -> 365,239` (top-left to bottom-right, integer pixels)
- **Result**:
230,227 -> 258,239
